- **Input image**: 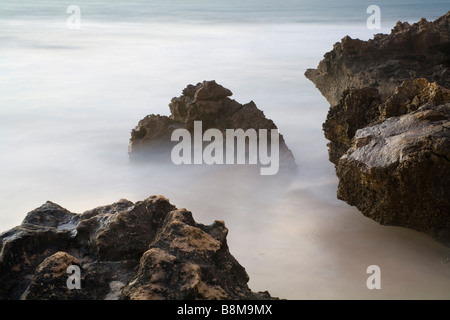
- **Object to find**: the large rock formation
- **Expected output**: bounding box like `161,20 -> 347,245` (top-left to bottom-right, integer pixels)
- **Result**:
338,102 -> 450,243
305,11 -> 450,107
306,12 -> 450,245
129,80 -> 296,171
0,196 -> 275,300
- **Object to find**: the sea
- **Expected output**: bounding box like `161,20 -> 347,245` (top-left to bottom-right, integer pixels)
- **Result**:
1,0 -> 449,299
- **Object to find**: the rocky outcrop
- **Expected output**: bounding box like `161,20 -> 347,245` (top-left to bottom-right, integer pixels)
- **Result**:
0,196 -> 275,300
322,87 -> 382,165
306,12 -> 450,245
305,11 -> 450,107
129,80 -> 296,170
337,103 -> 450,243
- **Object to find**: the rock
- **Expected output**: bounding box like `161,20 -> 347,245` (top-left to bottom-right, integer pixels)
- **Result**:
21,252 -> 82,300
22,201 -> 80,229
0,196 -> 276,300
128,80 -> 296,171
381,78 -> 450,119
194,80 -> 232,101
305,11 -> 450,106
121,209 -> 256,300
0,201 -> 82,299
306,12 -> 450,245
337,103 -> 450,244
323,87 -> 382,164
323,79 -> 450,165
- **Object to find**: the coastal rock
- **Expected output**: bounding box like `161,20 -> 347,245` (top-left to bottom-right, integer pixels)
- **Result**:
305,11 -> 450,106
323,79 -> 450,165
381,78 -> 450,119
306,12 -> 450,244
323,87 -> 382,164
0,196 -> 276,300
128,80 -> 296,170
21,252 -> 84,300
337,103 -> 450,244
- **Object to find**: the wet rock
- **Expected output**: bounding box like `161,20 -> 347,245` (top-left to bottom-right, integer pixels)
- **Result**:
0,196 -> 276,300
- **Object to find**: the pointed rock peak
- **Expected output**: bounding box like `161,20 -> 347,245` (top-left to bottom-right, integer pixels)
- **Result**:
21,201 -> 76,228
194,80 -> 233,101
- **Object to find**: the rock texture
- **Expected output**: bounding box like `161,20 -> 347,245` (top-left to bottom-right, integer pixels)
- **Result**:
128,80 -> 296,169
0,196 -> 275,300
338,103 -> 450,243
306,12 -> 450,245
305,11 -> 450,107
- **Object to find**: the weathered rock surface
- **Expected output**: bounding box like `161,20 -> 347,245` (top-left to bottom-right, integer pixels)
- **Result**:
337,103 -> 450,243
0,196 -> 275,300
305,11 -> 450,106
306,12 -> 450,245
129,80 -> 296,170
322,87 -> 382,165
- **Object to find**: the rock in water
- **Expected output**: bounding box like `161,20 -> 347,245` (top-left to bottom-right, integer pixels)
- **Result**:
0,196 -> 276,300
128,80 -> 296,171
306,11 -> 450,245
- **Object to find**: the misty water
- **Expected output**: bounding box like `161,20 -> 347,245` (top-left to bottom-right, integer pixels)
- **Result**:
1,0 -> 449,299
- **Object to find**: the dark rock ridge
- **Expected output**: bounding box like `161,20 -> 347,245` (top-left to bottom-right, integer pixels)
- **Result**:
0,196 -> 275,300
128,80 -> 296,170
305,12 -> 450,245
305,11 -> 450,107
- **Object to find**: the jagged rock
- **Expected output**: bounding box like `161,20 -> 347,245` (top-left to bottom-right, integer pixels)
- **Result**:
323,79 -> 450,165
306,12 -> 450,245
323,87 -> 382,164
381,78 -> 450,119
0,196 -> 276,300
305,11 -> 450,106
121,208 -> 258,300
128,80 -> 296,170
21,252 -> 83,300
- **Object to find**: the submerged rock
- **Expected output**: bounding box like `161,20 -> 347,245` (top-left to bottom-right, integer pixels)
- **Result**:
0,196 -> 276,300
306,12 -> 450,244
128,80 -> 296,171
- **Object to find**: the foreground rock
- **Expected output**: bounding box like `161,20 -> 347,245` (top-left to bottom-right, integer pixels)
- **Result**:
129,80 -> 296,171
306,12 -> 450,245
0,196 -> 275,300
